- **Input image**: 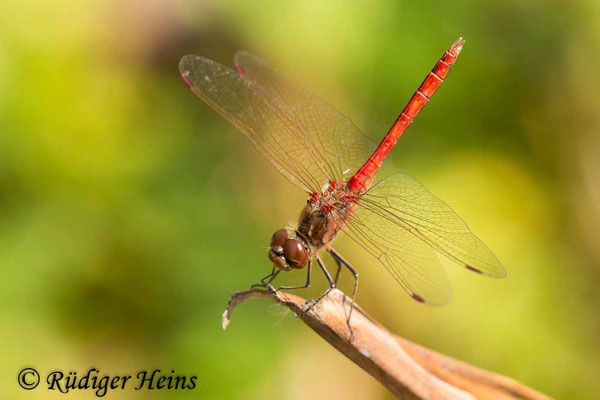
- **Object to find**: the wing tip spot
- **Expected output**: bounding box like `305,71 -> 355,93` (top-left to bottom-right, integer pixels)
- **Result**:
181,72 -> 194,89
235,62 -> 246,77
411,293 -> 426,304
465,265 -> 483,274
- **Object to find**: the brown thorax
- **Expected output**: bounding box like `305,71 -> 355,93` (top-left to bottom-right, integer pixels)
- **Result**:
268,181 -> 357,271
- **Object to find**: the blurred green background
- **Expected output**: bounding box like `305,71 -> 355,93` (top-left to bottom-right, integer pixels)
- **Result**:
1,0 -> 599,399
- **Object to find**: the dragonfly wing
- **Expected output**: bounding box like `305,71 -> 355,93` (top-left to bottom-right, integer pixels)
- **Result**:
357,173 -> 506,278
338,199 -> 451,305
180,55 -> 333,192
234,51 -> 376,184
336,172 -> 505,304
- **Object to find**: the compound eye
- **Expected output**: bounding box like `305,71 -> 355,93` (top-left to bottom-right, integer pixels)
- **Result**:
270,229 -> 289,247
283,239 -> 308,268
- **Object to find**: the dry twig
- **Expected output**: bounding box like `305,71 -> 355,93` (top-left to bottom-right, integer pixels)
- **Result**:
223,287 -> 551,400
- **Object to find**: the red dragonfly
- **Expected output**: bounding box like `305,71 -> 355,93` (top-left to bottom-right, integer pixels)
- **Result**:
180,38 -> 505,309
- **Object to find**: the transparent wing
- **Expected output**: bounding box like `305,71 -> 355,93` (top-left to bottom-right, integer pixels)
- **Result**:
233,51 -> 375,184
333,173 -> 505,304
357,172 -> 505,273
180,55 -> 329,192
339,204 -> 452,305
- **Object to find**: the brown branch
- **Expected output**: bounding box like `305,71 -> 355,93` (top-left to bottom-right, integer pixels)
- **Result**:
223,287 -> 552,400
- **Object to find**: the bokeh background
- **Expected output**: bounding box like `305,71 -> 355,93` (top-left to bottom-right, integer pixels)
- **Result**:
2,1 -> 599,399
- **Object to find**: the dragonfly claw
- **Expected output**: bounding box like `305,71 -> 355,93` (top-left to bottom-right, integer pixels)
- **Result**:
301,287 -> 333,316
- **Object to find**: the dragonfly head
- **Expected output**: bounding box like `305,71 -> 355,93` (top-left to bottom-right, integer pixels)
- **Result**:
268,229 -> 309,271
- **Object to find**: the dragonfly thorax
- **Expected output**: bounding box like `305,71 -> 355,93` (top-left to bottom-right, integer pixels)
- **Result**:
298,183 -> 357,248
267,183 -> 355,272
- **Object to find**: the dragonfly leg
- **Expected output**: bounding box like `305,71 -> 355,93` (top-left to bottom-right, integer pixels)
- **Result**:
328,248 -> 359,301
277,258 -> 312,291
333,258 -> 342,286
328,247 -> 359,342
251,266 -> 280,289
316,254 -> 336,290
302,255 -> 336,314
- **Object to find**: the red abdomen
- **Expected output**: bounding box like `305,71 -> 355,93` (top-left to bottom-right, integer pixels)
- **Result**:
348,38 -> 465,193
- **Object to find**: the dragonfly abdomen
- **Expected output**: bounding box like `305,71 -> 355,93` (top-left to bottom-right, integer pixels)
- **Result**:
348,38 -> 465,194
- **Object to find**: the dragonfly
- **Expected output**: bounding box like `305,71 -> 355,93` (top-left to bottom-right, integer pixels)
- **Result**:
180,38 -> 506,312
